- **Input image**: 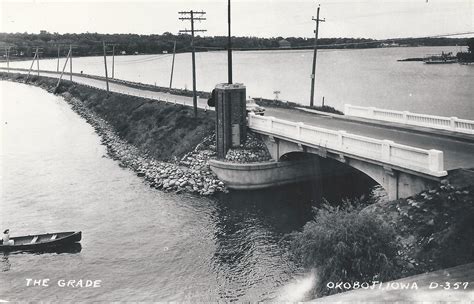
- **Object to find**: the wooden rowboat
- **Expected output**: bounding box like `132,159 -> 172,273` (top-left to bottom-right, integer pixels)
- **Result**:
0,231 -> 81,252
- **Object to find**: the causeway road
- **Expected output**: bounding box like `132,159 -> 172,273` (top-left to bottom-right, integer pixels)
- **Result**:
2,68 -> 473,171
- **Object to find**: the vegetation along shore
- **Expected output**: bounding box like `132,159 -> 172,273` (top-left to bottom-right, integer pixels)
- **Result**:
0,31 -> 470,59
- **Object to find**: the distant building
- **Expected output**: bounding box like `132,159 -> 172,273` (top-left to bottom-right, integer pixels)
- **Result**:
162,50 -> 168,54
278,39 -> 291,49
380,42 -> 400,48
121,51 -> 126,55
40,30 -> 48,35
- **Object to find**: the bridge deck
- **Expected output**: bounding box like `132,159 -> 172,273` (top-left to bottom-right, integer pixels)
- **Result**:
2,68 -> 473,171
264,107 -> 474,170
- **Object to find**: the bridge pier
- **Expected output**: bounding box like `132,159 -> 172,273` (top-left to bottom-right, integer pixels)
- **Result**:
213,83 -> 247,158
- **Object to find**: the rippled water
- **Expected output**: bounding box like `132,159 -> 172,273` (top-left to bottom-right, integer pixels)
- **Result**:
0,81 -> 327,301
4,46 -> 473,119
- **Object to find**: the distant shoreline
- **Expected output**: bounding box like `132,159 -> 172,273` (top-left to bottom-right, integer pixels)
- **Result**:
1,30 -> 468,59
0,44 -> 464,63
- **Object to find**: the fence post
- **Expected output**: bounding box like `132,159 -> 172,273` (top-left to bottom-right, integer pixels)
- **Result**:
296,122 -> 304,140
403,111 -> 409,124
428,149 -> 444,174
268,116 -> 274,131
450,117 -> 457,131
338,131 -> 347,150
381,140 -> 394,162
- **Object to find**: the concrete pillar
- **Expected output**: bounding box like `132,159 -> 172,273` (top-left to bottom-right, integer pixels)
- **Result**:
215,83 -> 247,159
384,169 -> 399,200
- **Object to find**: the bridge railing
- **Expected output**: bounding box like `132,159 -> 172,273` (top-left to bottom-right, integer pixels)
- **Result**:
248,114 -> 447,177
344,104 -> 474,135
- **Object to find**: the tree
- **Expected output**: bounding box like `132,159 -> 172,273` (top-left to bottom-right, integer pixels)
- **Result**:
290,205 -> 401,297
467,38 -> 474,53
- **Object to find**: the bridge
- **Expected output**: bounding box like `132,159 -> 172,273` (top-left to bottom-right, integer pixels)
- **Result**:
2,67 -> 474,199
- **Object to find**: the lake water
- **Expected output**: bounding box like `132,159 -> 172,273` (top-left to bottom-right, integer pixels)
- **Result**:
3,46 -> 473,119
0,81 -> 331,301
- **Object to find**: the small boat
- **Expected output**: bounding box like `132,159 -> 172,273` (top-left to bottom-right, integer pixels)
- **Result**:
423,52 -> 457,64
0,231 -> 81,252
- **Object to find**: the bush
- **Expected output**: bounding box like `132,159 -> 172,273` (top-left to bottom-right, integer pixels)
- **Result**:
290,205 -> 400,297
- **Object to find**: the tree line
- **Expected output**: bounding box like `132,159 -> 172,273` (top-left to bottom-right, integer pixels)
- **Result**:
456,38 -> 474,62
0,31 -> 470,59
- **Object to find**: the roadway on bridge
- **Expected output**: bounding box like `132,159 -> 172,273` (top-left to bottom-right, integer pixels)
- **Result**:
264,107 -> 474,170
3,69 -> 473,171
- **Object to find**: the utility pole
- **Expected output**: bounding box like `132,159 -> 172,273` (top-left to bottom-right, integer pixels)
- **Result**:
55,48 -> 72,92
179,10 -> 206,117
112,44 -> 115,79
103,41 -> 110,92
26,48 -> 39,83
227,0 -> 233,84
309,4 -> 325,107
5,46 -> 11,74
36,48 -> 40,76
69,44 -> 73,81
57,45 -> 60,72
169,40 -> 177,90
105,43 -> 118,79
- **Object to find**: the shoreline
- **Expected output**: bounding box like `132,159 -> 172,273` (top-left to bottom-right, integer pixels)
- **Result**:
1,73 -> 226,196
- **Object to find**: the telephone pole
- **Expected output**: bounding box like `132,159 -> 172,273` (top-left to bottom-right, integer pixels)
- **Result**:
69,45 -> 73,81
26,48 -> 40,82
309,4 -> 325,107
4,46 -> 11,74
57,45 -> 61,72
179,10 -> 206,117
55,47 -> 72,92
169,40 -> 177,90
36,48 -> 40,76
103,41 -> 110,92
227,0 -> 233,84
112,44 -> 115,78
107,43 -> 118,79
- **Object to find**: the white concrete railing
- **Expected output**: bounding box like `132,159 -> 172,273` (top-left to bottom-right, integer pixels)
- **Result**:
344,104 -> 474,135
248,114 -> 447,177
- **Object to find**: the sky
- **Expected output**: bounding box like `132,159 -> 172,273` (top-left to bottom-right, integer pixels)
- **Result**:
0,0 -> 473,39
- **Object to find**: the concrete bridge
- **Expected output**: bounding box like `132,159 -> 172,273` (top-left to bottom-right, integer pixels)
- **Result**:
2,67 -> 474,199
250,114 -> 444,200
248,105 -> 474,199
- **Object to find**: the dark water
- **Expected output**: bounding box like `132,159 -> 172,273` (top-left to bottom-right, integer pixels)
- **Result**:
0,81 -> 378,301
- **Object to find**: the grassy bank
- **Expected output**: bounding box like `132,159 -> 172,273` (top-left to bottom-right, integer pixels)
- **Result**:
1,72 -> 227,195
1,72 -> 215,161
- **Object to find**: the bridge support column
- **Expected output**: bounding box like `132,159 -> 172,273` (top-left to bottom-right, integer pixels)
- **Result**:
214,83 -> 247,159
383,168 -> 399,200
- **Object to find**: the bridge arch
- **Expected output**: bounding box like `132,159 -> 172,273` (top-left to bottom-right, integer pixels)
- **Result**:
261,134 -> 437,200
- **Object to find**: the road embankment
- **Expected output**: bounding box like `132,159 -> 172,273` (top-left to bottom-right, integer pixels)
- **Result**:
0,72 -> 227,196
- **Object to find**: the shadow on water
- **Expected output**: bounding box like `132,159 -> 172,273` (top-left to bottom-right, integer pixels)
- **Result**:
1,243 -> 82,272
3,243 -> 82,259
207,155 -> 383,300
209,183 -> 316,300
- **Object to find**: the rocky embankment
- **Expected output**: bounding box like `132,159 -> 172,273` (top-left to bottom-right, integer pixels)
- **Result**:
224,132 -> 272,163
62,92 -> 226,196
1,73 -> 277,196
364,169 -> 474,275
1,73 -> 224,196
